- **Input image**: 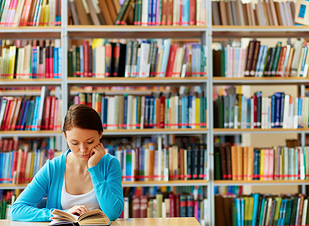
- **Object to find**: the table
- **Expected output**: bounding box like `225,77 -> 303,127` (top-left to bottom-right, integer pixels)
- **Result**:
0,218 -> 201,226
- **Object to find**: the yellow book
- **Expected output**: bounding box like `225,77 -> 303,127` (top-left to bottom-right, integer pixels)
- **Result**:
92,39 -> 105,48
29,151 -> 35,179
8,46 -> 16,79
38,0 -> 48,26
260,149 -> 265,180
196,96 -> 200,129
44,5 -> 49,26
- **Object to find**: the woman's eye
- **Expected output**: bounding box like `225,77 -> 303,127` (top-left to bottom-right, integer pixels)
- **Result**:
72,143 -> 78,145
87,141 -> 94,144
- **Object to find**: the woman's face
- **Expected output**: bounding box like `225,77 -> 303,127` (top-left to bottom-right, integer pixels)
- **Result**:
64,127 -> 102,161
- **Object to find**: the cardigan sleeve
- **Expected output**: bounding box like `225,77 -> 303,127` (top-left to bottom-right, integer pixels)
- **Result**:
87,156 -> 124,221
11,160 -> 54,221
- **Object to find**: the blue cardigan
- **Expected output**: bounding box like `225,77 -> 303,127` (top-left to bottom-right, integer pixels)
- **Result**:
11,150 -> 124,222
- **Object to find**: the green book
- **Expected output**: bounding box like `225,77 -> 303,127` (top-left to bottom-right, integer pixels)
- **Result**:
273,197 -> 282,225
270,42 -> 282,76
258,198 -> 266,226
68,51 -> 73,77
115,0 -> 133,25
285,199 -> 292,226
232,202 -> 237,226
214,147 -> 222,180
290,196 -> 299,225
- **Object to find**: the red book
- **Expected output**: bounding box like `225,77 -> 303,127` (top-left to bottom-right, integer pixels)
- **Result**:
140,195 -> 148,218
253,94 -> 257,128
19,0 -> 33,26
175,194 -> 180,217
169,194 -> 176,217
132,196 -> 140,218
113,44 -> 120,77
1,99 -> 12,131
49,96 -> 56,130
189,0 -> 196,25
44,96 -> 51,130
19,151 -> 27,184
159,96 -> 165,128
165,44 -> 178,77
83,40 -> 89,77
45,47 -> 50,78
49,46 -> 54,78
12,151 -> 19,179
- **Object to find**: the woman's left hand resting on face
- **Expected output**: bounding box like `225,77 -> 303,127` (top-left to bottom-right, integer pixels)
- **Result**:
88,143 -> 106,168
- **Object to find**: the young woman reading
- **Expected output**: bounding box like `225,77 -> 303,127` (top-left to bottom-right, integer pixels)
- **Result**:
11,104 -> 124,221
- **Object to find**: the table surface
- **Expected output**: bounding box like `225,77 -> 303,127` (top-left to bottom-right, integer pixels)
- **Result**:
0,218 -> 201,226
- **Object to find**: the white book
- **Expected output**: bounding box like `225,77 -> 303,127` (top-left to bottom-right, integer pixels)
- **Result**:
291,40 -> 304,77
0,0 -> 12,27
173,0 -> 178,25
141,0 -> 148,26
282,45 -> 291,77
300,147 -> 305,180
126,95 -> 133,129
293,97 -> 299,129
49,0 -> 56,26
144,148 -> 149,181
23,44 -> 32,79
283,95 -> 290,129
302,199 -> 308,225
132,96 -> 136,129
37,86 -> 51,131
138,43 -> 150,77
95,46 -> 105,78
0,98 -> 8,127
279,2 -> 287,26
157,137 -> 162,181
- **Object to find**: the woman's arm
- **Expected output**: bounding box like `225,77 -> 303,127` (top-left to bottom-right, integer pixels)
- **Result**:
88,156 -> 124,221
11,160 -> 55,221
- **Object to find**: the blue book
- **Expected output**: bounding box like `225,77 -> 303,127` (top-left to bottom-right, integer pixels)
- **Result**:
58,46 -> 62,78
20,100 -> 30,130
182,0 -> 189,26
298,97 -> 302,128
32,47 -> 38,78
148,0 -> 152,25
159,39 -> 171,77
152,0 -> 157,25
187,95 -> 191,128
258,198 -> 266,225
123,95 -> 127,129
125,149 -> 132,181
240,198 -> 245,226
32,96 -> 41,131
234,199 -> 241,226
279,92 -> 285,127
79,45 -> 84,77
53,47 -> 59,79
274,92 -> 282,128
247,98 -> 251,128
270,94 -> 276,128
255,45 -> 264,76
32,0 -> 43,26
104,98 -> 108,129
251,194 -> 259,225
295,149 -> 298,180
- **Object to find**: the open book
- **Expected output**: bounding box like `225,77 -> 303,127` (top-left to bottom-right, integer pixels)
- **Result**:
49,209 -> 111,225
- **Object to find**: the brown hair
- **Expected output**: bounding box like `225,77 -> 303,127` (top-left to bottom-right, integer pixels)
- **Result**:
62,104 -> 103,134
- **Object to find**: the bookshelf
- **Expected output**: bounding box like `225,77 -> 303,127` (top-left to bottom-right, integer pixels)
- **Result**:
6,0 -> 309,224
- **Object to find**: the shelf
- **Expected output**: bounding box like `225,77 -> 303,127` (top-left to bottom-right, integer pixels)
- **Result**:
212,77 -> 309,85
0,130 -> 62,138
122,180 -> 209,187
213,128 -> 309,135
0,27 -> 61,39
67,77 -> 207,86
212,25 -> 309,38
0,79 -> 62,86
0,180 -> 209,189
214,180 -> 309,186
103,128 -> 208,135
67,25 -> 207,39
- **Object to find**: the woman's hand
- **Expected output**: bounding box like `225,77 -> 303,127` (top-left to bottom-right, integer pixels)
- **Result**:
67,205 -> 89,216
88,143 -> 106,168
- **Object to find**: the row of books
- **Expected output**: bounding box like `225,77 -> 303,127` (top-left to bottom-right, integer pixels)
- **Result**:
122,193 -> 208,224
68,0 -> 206,26
74,89 -> 207,130
0,190 -> 15,220
0,39 -> 62,79
0,137 -> 57,153
0,87 -> 62,131
68,0 -> 124,26
68,39 -> 206,78
109,142 -> 208,181
213,39 -> 308,78
214,143 -> 309,181
0,0 -> 61,27
212,0 -> 295,26
213,90 -> 307,129
216,194 -> 309,226
0,142 -> 61,184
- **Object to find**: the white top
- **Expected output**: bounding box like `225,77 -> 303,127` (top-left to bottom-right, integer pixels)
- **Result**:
61,177 -> 100,211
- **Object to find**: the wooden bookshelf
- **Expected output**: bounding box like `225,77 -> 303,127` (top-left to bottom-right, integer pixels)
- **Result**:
0,27 -> 61,39
214,180 -> 309,185
67,77 -> 207,85
213,128 -> 309,134
212,25 -> 309,38
67,25 -> 207,39
212,77 -> 309,85
0,130 -> 62,138
0,79 -> 62,86
0,180 -> 209,189
102,128 -> 208,135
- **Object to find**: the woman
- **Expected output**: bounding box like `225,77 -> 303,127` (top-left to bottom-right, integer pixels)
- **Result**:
11,104 -> 124,221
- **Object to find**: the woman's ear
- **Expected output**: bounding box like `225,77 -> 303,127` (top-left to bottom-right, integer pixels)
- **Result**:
99,131 -> 103,140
